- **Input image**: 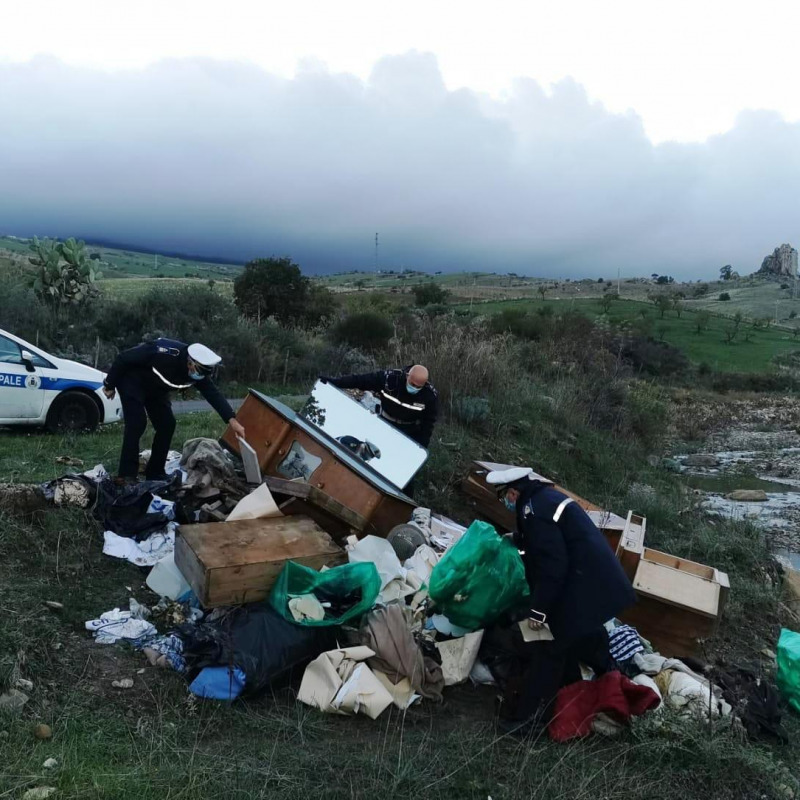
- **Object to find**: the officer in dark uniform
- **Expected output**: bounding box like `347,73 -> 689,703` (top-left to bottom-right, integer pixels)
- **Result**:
487,467 -> 637,735
103,339 -> 245,481
320,364 -> 438,448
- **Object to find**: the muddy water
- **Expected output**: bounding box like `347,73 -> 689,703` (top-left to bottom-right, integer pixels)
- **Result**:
676,429 -> 800,565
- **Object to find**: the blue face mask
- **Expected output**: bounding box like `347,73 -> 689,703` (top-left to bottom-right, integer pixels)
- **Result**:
189,370 -> 204,381
503,496 -> 516,511
406,382 -> 422,395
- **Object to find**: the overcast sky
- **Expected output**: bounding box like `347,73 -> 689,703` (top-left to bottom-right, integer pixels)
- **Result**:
1,0 -> 798,277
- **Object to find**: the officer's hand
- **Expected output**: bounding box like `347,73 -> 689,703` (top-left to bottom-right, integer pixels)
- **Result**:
103,386 -> 116,400
229,419 -> 246,439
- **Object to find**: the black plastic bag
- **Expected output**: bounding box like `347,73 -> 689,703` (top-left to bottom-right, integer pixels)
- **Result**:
93,475 -> 179,539
177,604 -> 338,694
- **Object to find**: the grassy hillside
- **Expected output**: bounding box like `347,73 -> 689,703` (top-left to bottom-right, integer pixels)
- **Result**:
0,235 -> 242,280
459,296 -> 800,373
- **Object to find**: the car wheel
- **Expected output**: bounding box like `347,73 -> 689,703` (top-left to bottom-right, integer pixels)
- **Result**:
46,391 -> 101,433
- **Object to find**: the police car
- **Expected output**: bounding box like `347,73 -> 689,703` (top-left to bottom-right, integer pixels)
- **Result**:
0,328 -> 122,432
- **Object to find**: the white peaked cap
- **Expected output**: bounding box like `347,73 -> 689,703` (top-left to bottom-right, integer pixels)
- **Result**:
486,467 -> 534,486
187,343 -> 222,367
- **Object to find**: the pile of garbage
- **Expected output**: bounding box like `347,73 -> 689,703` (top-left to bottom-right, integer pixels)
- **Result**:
36,438 -> 799,743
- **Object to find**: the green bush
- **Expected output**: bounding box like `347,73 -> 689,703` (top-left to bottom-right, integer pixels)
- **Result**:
412,282 -> 449,306
719,292 -> 731,301
330,312 -> 393,352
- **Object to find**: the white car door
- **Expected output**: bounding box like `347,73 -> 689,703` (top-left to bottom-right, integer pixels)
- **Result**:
0,333 -> 46,420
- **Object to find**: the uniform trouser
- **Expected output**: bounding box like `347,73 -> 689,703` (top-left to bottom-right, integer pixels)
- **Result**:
514,627 -> 612,723
118,390 -> 176,479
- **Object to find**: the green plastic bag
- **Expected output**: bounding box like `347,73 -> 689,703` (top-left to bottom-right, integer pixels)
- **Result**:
269,561 -> 381,627
777,628 -> 800,712
428,520 -> 529,631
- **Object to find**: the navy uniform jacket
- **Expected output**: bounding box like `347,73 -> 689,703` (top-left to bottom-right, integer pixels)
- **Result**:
330,366 -> 438,447
104,338 -> 235,422
516,481 -> 636,643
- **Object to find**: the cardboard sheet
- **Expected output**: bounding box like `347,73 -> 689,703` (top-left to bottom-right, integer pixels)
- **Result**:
226,483 -> 282,521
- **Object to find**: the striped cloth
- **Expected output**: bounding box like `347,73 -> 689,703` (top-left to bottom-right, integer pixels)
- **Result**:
608,624 -> 645,664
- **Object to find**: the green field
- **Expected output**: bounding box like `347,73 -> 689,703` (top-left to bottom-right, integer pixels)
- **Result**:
0,235 -> 242,280
459,296 -> 800,373
99,276 -> 234,298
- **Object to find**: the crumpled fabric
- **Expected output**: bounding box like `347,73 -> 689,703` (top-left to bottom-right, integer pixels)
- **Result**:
660,670 -> 732,718
142,633 -> 187,673
93,476 -> 179,540
633,652 -> 708,684
85,608 -> 156,645
348,535 -> 420,603
180,438 -> 236,496
360,604 -> 444,702
706,664 -> 788,742
403,545 -> 439,584
103,523 -> 177,567
549,670 -> 661,742
297,646 -> 394,719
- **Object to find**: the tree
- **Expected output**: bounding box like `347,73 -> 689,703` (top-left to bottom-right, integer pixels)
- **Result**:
331,312 -> 392,351
672,298 -> 684,318
724,312 -> 743,344
536,284 -> 550,302
720,264 -> 733,281
656,275 -> 674,284
649,293 -> 673,318
695,310 -> 711,334
234,256 -> 333,328
600,293 -> 615,314
412,282 -> 449,306
29,237 -> 101,316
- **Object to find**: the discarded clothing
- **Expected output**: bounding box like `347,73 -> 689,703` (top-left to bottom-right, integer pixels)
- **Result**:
707,664 -> 787,742
436,631 -> 484,686
147,495 -> 176,520
660,670 -> 732,719
181,438 -> 236,495
608,624 -> 644,664
297,646 -> 394,719
360,604 -> 444,701
631,674 -> 662,709
632,652 -> 708,684
142,633 -> 187,673
86,608 -> 157,645
102,523 -> 177,567
177,604 -> 337,694
93,476 -> 179,539
549,671 -> 661,742
189,666 -> 246,700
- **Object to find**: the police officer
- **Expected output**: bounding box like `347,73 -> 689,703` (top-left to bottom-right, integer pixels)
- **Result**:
103,338 -> 245,481
320,364 -> 438,448
487,467 -> 637,736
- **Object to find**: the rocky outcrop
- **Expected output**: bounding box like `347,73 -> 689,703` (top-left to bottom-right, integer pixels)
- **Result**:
758,244 -> 798,278
726,489 -> 768,501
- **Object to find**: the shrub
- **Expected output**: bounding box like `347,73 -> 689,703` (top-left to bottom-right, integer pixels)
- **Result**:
412,282 -> 449,306
719,292 -> 731,301
330,312 -> 393,352
622,337 -> 689,377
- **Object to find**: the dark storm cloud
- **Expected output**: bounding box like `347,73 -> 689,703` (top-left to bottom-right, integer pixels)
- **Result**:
0,52 -> 797,277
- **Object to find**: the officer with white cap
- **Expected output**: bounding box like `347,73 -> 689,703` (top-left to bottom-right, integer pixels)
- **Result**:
103,338 -> 245,481
487,466 -> 636,736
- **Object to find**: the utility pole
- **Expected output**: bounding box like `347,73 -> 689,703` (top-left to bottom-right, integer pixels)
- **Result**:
775,299 -> 780,325
374,233 -> 379,272
617,266 -> 621,297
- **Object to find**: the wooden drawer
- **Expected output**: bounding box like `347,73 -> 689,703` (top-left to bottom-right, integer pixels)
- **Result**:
175,516 -> 346,608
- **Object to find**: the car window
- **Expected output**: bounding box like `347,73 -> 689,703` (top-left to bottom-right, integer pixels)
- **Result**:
0,335 -> 53,368
0,334 -> 22,364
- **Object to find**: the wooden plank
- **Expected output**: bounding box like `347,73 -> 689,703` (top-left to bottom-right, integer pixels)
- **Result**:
633,559 -> 720,618
264,476 -> 368,531
617,511 -> 645,582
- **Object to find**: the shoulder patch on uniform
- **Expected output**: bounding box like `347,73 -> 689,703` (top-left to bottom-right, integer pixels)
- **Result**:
523,501 -> 534,517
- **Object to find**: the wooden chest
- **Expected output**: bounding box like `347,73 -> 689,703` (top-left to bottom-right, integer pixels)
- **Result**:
175,516 -> 346,608
221,391 -> 416,538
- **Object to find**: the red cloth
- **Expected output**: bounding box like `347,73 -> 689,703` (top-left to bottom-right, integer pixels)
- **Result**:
548,671 -> 660,742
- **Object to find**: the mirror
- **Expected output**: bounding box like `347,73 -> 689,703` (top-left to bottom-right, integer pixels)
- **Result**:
20,350 -> 35,373
300,380 -> 427,489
